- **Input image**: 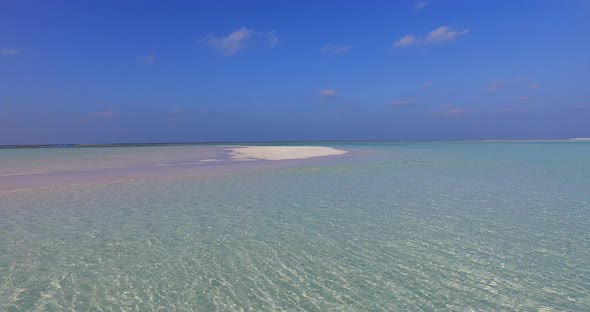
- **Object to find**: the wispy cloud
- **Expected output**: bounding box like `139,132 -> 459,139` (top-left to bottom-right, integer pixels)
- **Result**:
391,98 -> 416,106
425,26 -> 470,44
167,108 -> 183,115
90,110 -> 116,119
487,80 -> 503,92
199,27 -> 278,55
414,0 -> 430,10
421,81 -> 433,90
393,35 -> 419,48
320,89 -> 338,97
486,77 -> 537,93
394,26 -> 469,48
320,44 -> 352,55
0,48 -> 19,56
438,105 -> 464,117
575,104 -> 590,110
137,54 -> 156,63
319,89 -> 338,104
166,108 -> 185,121
518,96 -> 530,101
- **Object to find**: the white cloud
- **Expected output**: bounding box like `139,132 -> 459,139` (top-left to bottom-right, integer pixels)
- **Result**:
320,44 -> 352,55
425,26 -> 470,44
320,89 -> 338,97
391,98 -> 416,106
90,110 -> 116,119
439,105 -> 464,116
137,54 -> 156,63
394,26 -> 469,48
414,0 -> 430,10
393,35 -> 419,48
519,96 -> 530,101
200,27 -> 278,55
528,83 -> 540,89
0,48 -> 19,56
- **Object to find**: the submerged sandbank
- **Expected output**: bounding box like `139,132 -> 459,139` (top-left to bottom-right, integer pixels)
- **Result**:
228,146 -> 348,160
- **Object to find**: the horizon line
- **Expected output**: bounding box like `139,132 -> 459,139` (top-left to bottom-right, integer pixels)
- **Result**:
1,138 -> 588,149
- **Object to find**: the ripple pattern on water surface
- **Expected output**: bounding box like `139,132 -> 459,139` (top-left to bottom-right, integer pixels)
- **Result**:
1,145 -> 590,311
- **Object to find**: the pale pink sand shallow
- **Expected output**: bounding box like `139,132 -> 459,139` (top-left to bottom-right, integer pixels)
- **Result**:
0,146 -> 349,191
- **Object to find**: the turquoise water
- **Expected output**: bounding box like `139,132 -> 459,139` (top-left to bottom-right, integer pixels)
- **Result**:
1,142 -> 589,311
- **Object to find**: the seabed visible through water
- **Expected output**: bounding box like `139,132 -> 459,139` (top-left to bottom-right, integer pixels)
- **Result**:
1,142 -> 589,311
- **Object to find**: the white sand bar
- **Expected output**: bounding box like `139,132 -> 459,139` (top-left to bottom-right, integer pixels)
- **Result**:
228,146 -> 348,160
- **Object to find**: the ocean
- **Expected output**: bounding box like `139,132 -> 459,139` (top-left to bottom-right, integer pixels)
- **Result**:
1,141 -> 589,311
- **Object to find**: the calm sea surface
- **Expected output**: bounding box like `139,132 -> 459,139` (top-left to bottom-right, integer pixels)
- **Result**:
1,142 -> 589,311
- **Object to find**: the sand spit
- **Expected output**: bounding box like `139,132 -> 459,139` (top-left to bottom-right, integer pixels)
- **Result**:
228,146 -> 348,160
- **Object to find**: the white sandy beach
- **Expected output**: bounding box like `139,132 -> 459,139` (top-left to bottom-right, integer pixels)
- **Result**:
228,146 -> 348,160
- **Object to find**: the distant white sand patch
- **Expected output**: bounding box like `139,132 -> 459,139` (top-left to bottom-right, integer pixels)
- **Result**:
201,159 -> 223,162
228,146 -> 348,160
569,138 -> 590,141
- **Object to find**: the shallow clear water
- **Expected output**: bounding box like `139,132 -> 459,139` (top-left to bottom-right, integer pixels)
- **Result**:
1,142 -> 589,311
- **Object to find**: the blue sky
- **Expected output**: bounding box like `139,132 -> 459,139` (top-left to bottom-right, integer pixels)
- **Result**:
1,0 -> 589,144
